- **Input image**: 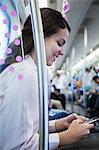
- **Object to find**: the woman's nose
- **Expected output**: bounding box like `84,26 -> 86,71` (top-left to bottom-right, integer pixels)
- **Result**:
59,47 -> 64,56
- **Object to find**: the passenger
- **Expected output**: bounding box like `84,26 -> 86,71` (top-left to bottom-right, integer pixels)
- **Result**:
0,8 -> 94,150
86,75 -> 99,118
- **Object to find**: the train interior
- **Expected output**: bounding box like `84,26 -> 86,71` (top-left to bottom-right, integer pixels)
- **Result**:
0,0 -> 99,149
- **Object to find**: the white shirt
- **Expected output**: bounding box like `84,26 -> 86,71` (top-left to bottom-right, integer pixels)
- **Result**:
0,55 -> 59,150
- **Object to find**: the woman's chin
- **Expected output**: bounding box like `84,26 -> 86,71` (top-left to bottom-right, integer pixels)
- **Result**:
47,61 -> 53,66
47,57 -> 55,66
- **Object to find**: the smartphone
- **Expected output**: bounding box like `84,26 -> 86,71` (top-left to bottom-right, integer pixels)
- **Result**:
86,118 -> 99,124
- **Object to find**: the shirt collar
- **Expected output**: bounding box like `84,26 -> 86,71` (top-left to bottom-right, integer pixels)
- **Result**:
25,54 -> 37,71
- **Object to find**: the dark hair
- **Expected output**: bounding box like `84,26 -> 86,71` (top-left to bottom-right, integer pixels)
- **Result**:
21,8 -> 70,55
41,8 -> 70,36
6,8 -> 70,63
93,75 -> 99,81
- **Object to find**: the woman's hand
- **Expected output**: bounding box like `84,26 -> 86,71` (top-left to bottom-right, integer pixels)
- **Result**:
55,113 -> 87,132
58,119 -> 94,146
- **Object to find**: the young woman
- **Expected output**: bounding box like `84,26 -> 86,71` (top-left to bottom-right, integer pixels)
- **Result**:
0,8 -> 94,150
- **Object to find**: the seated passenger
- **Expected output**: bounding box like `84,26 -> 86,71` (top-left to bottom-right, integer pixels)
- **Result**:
51,84 -> 66,109
86,75 -> 99,118
0,8 -> 94,150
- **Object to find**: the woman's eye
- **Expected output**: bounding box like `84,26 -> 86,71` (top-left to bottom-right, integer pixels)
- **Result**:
57,40 -> 65,47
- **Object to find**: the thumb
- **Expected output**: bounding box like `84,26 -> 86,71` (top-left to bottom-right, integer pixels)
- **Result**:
88,123 -> 94,129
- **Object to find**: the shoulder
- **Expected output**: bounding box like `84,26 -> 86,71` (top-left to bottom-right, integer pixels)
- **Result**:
0,60 -> 37,86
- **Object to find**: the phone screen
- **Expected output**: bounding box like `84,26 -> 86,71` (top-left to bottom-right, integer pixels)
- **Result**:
87,118 -> 99,124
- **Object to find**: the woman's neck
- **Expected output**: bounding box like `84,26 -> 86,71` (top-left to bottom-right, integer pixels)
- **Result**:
30,50 -> 37,65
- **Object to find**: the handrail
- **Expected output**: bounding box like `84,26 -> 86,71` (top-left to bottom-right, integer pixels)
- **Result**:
29,0 -> 49,150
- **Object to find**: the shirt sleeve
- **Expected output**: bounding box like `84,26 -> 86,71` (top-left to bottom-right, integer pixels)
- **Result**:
29,131 -> 60,150
0,66 -> 60,150
49,120 -> 60,149
0,67 -> 40,149
49,133 -> 60,150
49,120 -> 56,132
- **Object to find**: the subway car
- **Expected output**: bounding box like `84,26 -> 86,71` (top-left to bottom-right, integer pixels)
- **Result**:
0,0 -> 99,149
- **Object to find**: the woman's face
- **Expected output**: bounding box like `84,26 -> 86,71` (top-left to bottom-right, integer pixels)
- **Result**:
45,28 -> 69,66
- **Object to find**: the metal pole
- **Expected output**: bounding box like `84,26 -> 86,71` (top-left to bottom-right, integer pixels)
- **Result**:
82,27 -> 87,110
70,48 -> 75,112
29,0 -> 49,150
